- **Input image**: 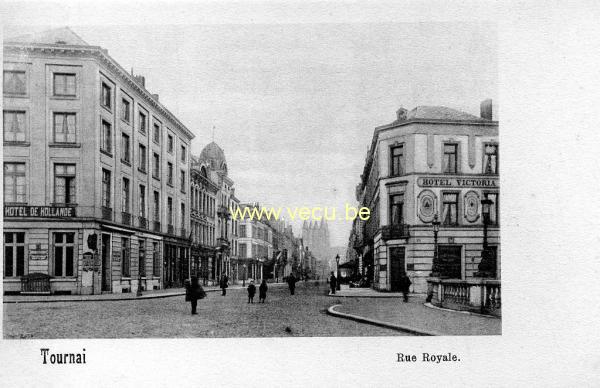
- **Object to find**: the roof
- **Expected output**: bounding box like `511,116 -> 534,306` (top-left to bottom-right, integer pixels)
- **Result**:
199,142 -> 227,171
5,27 -> 89,46
406,106 -> 482,121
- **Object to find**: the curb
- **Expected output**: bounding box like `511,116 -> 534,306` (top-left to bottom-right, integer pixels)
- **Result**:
327,293 -> 416,299
423,302 -> 501,319
326,304 -> 442,336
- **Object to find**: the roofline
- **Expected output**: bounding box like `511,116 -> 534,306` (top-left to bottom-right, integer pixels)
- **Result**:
375,118 -> 498,132
3,42 -> 195,140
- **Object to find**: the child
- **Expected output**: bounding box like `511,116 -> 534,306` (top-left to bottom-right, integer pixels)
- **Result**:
259,279 -> 268,303
247,280 -> 256,303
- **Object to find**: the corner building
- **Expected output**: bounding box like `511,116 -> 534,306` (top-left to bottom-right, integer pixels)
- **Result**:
3,28 -> 194,294
353,101 -> 499,293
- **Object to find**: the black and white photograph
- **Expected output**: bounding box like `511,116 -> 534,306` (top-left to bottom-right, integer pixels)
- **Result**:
1,1 -> 600,386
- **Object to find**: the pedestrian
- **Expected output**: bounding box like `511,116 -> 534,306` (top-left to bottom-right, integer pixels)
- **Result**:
220,273 -> 229,296
287,273 -> 297,295
399,273 -> 412,302
186,276 -> 206,315
259,279 -> 268,303
329,271 -> 337,295
247,280 -> 256,304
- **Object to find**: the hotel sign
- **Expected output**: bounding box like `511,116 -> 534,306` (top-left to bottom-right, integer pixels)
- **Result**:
4,205 -> 76,218
417,176 -> 499,189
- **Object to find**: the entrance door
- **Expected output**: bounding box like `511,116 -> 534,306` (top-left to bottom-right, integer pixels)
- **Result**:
438,245 -> 462,279
389,246 -> 406,291
101,234 -> 111,292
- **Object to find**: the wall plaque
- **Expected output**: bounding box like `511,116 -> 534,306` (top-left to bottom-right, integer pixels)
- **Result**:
418,190 -> 437,223
464,190 -> 480,223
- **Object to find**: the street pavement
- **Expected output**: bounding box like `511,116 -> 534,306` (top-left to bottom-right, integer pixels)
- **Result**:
3,281 -> 409,338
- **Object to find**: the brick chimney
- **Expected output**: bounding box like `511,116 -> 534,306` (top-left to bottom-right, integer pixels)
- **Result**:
480,99 -> 493,120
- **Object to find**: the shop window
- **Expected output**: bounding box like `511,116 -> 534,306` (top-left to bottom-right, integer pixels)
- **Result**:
53,232 -> 76,277
3,71 -> 26,95
3,110 -> 27,142
4,163 -> 26,203
54,164 -> 76,204
442,192 -> 459,226
54,73 -> 76,96
4,232 -> 25,277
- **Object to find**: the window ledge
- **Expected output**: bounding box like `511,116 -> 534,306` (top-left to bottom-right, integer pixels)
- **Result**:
3,141 -> 30,147
153,175 -> 161,181
3,93 -> 29,99
167,183 -> 174,188
50,95 -> 77,100
138,168 -> 147,174
49,143 -> 81,148
101,105 -> 112,113
121,160 -> 132,167
100,149 -> 113,158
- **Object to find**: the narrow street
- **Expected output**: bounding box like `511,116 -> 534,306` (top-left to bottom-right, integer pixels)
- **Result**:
3,282 -> 409,338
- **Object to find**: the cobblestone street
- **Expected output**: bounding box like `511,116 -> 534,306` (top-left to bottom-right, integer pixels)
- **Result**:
3,282 -> 409,338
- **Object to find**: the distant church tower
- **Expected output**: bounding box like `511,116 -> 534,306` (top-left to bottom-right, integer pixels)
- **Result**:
302,220 -> 331,261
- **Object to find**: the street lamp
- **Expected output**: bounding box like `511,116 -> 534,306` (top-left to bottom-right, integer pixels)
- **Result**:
335,254 -> 341,291
430,214 -> 441,277
476,198 -> 496,278
243,264 -> 247,287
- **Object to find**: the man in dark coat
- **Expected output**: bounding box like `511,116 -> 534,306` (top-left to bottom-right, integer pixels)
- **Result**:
329,272 -> 337,295
399,273 -> 412,302
247,281 -> 256,303
287,273 -> 297,295
186,276 -> 206,315
220,274 -> 229,296
259,279 -> 268,303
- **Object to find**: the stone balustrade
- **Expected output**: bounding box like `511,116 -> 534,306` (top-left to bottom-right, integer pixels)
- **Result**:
427,278 -> 501,317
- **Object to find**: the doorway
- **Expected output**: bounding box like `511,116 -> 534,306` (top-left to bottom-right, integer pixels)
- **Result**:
101,234 -> 111,292
437,245 -> 462,279
389,246 -> 406,291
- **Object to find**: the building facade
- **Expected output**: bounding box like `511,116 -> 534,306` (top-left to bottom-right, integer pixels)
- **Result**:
352,101 -> 499,293
3,28 -> 194,294
301,220 -> 330,263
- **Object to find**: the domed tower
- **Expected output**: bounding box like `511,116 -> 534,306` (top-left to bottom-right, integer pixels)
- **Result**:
199,141 -> 228,175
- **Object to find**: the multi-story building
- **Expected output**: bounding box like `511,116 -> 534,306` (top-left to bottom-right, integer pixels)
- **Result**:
352,101 -> 499,293
3,28 -> 194,294
237,203 -> 273,282
301,220 -> 330,263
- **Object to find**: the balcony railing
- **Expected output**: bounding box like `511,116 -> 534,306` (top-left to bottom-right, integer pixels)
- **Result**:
101,206 -> 113,221
121,212 -> 132,226
139,216 -> 148,229
153,221 -> 161,233
427,278 -> 501,317
380,224 -> 410,241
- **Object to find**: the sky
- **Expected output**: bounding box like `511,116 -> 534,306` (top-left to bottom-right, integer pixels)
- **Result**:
4,20 -> 497,247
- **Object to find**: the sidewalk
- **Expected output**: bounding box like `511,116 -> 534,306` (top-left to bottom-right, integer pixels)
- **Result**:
327,288 -> 501,336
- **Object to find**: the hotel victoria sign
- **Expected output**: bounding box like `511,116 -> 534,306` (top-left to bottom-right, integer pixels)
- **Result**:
4,205 -> 77,218
417,176 -> 499,189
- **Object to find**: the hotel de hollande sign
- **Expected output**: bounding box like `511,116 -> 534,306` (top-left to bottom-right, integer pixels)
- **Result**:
417,176 -> 499,188
4,205 -> 76,218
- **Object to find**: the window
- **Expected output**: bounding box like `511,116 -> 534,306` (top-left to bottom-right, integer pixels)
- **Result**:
153,123 -> 160,144
152,242 -> 160,277
239,243 -> 247,258
167,162 -> 173,185
139,185 -> 146,218
167,197 -> 173,225
240,225 -> 246,238
101,120 -> 112,154
484,144 -> 498,174
3,110 -> 27,142
442,192 -> 459,226
102,169 -> 111,208
53,113 -> 76,143
390,145 -> 404,176
121,133 -> 130,163
180,170 -> 186,192
153,191 -> 160,221
121,237 -> 130,277
443,144 -> 458,173
4,232 -> 25,277
3,71 -> 26,95
139,238 -> 146,278
139,111 -> 147,133
54,164 -> 76,204
138,144 -> 147,173
101,82 -> 111,109
167,134 -> 174,153
389,194 -> 404,225
181,145 -> 186,162
181,203 -> 186,229
53,232 -> 76,277
121,99 -> 131,122
485,192 -> 499,225
54,73 -> 76,96
4,163 -> 26,203
122,178 -> 130,213
153,153 -> 160,179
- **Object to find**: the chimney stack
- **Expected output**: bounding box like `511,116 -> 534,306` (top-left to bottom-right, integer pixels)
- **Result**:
480,99 -> 493,120
152,93 -> 159,101
133,75 -> 146,88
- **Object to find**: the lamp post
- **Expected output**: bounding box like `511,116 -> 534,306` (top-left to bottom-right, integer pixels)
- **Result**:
430,214 -> 441,277
476,198 -> 495,278
335,254 -> 341,291
243,264 -> 247,287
